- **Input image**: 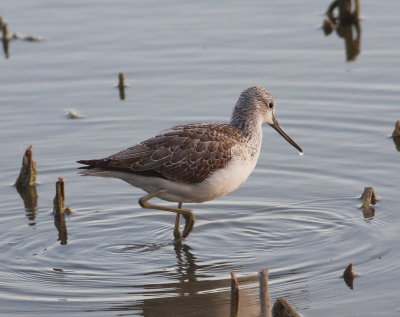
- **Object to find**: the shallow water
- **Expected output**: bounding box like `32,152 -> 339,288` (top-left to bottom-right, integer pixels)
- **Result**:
1,0 -> 400,316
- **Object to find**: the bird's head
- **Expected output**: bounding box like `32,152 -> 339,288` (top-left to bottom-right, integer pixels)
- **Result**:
234,86 -> 303,154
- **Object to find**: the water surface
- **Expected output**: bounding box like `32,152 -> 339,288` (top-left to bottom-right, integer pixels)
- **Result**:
1,0 -> 400,316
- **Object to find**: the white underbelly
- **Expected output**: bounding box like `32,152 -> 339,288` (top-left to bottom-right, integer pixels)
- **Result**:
190,156 -> 257,202
82,155 -> 258,203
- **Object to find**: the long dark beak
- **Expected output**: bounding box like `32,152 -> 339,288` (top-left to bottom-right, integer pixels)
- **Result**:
270,115 -> 303,153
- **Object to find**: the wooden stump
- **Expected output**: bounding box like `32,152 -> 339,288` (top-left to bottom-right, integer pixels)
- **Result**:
118,72 -> 126,100
392,120 -> 400,137
343,263 -> 355,289
230,272 -> 239,317
15,145 -> 37,187
259,268 -> 272,317
360,187 -> 376,210
271,298 -> 301,317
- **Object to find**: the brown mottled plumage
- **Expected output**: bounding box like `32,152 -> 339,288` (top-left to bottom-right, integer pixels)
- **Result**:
78,123 -> 246,184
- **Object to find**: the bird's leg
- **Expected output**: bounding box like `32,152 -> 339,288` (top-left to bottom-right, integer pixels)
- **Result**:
174,204 -> 182,240
138,191 -> 195,238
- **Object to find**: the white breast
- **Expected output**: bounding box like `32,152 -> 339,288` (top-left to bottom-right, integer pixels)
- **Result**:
189,145 -> 260,202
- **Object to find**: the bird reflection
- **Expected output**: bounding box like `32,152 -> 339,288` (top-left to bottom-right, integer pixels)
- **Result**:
322,0 -> 362,61
16,184 -> 38,225
90,241 -> 310,317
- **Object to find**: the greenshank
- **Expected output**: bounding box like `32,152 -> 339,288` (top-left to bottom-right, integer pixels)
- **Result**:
77,86 -> 302,239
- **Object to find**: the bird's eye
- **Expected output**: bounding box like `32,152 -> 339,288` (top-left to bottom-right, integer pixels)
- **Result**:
268,102 -> 274,109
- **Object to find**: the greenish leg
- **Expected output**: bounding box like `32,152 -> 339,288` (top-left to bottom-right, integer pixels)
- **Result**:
174,205 -> 182,240
138,191 -> 195,239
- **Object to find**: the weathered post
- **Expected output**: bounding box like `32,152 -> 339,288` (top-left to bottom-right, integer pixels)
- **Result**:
343,263 -> 355,289
259,268 -> 272,317
118,72 -> 126,100
15,145 -> 37,187
230,272 -> 239,317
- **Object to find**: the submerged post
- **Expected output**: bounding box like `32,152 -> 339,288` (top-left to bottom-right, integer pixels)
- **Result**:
343,263 -> 355,289
271,298 -> 301,317
361,187 -> 376,210
15,145 -> 37,187
259,268 -> 272,317
118,72 -> 126,100
53,177 -> 65,215
53,177 -> 70,245
392,120 -> 400,137
230,272 -> 239,317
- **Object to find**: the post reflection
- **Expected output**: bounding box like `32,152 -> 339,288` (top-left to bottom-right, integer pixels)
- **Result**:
391,121 -> 400,151
16,184 -> 38,225
54,211 -> 68,245
322,0 -> 362,61
2,23 -> 10,59
52,177 -> 71,245
1,18 -> 44,59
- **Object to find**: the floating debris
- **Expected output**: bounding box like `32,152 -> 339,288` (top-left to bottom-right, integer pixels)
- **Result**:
23,35 -> 44,42
15,145 -> 37,187
11,32 -> 21,39
343,263 -> 356,289
272,298 -> 301,317
392,120 -> 400,138
259,268 -> 271,317
65,108 -> 83,119
118,72 -> 127,100
230,272 -> 239,317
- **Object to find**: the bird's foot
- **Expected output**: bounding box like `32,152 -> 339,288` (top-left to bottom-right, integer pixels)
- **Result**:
173,214 -> 182,240
182,212 -> 195,238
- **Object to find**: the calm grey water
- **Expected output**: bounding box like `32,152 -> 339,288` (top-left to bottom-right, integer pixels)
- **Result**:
1,0 -> 399,316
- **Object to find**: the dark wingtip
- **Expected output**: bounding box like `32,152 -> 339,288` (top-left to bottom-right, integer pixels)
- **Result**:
76,159 -> 99,168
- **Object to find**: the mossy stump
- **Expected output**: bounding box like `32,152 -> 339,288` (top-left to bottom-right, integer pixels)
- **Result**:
15,145 -> 37,188
361,187 -> 376,210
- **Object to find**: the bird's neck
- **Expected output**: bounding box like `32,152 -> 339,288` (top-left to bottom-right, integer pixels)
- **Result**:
229,107 -> 263,141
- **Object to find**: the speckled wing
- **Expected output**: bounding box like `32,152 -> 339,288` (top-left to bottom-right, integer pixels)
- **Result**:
83,123 -> 246,184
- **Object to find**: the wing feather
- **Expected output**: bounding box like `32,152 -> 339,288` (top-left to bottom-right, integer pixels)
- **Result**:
85,123 -> 246,184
